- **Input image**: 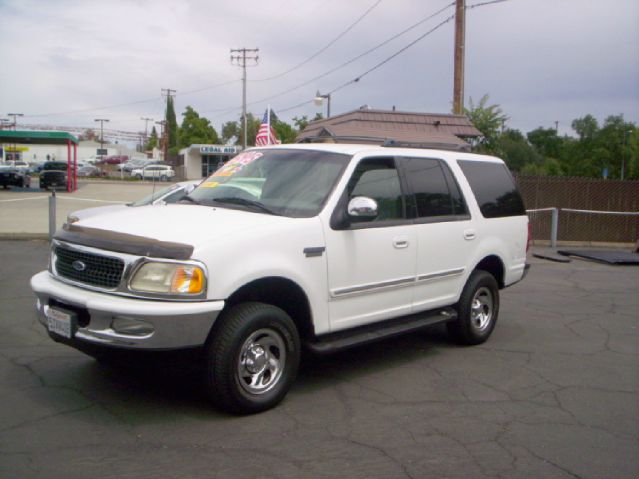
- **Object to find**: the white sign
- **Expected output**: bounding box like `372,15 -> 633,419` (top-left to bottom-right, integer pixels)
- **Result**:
199,145 -> 238,155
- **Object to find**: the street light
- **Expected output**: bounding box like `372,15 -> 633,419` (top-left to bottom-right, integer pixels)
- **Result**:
314,91 -> 331,118
94,118 -> 110,160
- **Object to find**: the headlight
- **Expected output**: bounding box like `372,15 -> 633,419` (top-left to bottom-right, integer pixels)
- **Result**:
129,262 -> 205,295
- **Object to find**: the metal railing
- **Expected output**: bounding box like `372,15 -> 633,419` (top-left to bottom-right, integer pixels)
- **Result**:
527,207 -> 639,247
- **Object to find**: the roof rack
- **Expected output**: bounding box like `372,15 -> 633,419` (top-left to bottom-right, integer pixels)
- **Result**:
297,135 -> 389,144
382,140 -> 471,152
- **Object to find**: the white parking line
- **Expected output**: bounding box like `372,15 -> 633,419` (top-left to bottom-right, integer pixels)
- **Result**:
57,197 -> 126,204
0,196 -> 49,203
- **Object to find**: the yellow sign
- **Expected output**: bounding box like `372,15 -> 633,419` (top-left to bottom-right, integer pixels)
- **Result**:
4,146 -> 29,152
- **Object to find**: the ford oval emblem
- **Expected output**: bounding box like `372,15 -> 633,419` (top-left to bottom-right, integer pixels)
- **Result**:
72,260 -> 87,272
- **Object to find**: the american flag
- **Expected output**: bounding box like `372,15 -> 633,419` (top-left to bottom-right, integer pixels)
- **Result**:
255,108 -> 281,146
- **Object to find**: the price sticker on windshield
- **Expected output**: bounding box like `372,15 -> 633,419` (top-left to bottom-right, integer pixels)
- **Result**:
213,152 -> 263,177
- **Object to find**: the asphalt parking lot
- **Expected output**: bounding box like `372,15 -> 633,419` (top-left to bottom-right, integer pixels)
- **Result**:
1,240 -> 638,479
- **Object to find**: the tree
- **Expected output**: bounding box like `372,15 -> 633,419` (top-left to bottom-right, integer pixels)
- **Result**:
145,126 -> 158,150
526,127 -> 563,159
292,113 -> 323,132
177,106 -> 219,148
463,94 -> 508,154
78,129 -> 97,141
571,114 -> 598,142
166,95 -> 178,154
221,121 -> 239,144
498,129 -> 543,172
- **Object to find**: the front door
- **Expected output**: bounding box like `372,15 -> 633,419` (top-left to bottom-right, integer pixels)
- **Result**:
323,157 -> 417,331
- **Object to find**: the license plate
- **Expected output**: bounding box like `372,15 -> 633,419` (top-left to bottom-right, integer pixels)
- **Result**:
46,306 -> 75,339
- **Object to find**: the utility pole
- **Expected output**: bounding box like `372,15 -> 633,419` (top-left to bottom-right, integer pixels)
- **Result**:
94,118 -> 109,160
7,112 -> 23,130
141,117 -> 153,148
554,121 -> 559,133
230,47 -> 259,148
6,113 -> 23,162
452,0 -> 466,115
155,120 -> 166,162
161,89 -> 176,163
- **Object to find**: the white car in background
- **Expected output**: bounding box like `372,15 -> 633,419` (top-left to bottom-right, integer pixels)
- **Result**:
131,164 -> 175,181
66,180 -> 200,223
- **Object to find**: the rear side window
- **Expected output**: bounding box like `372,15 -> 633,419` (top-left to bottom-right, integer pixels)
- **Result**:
399,157 -> 468,219
458,160 -> 526,218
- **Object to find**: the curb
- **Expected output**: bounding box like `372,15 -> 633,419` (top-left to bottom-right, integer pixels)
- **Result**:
0,233 -> 49,241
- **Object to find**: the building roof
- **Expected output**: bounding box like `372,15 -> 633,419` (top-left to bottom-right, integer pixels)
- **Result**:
0,130 -> 79,145
296,108 -> 481,147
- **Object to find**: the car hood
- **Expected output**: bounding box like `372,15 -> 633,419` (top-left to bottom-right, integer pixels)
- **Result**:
70,204 -> 292,252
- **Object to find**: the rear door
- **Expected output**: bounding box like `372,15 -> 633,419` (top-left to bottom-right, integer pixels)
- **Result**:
397,156 -> 474,311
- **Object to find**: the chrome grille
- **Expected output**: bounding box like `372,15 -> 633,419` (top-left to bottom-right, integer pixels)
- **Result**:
54,246 -> 124,289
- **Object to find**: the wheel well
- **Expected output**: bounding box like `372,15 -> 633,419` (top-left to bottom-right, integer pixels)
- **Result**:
474,255 -> 505,288
224,277 -> 314,340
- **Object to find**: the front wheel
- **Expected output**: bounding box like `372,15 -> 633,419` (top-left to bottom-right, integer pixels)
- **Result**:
447,270 -> 499,345
204,302 -> 300,414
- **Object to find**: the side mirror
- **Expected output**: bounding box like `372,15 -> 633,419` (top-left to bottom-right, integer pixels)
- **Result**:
348,196 -> 378,219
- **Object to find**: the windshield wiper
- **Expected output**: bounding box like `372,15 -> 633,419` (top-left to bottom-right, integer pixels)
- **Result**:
211,197 -> 278,215
180,195 -> 200,205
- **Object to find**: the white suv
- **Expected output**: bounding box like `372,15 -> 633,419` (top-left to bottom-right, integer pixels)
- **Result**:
31,144 -> 529,414
131,164 -> 174,181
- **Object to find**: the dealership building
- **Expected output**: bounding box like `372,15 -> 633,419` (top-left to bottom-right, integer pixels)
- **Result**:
177,144 -> 242,179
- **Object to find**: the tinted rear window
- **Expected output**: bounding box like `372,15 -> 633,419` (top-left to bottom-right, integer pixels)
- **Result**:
400,157 -> 468,218
457,160 -> 526,218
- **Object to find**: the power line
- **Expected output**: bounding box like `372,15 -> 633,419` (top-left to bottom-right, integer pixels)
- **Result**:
202,2 -> 455,115
328,14 -> 455,96
277,0 -> 509,115
251,0 -> 383,82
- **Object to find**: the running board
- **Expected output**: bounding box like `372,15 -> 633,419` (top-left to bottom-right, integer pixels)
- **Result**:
305,307 -> 456,355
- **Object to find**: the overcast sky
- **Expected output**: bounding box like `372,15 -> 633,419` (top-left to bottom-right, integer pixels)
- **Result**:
1,0 -> 637,142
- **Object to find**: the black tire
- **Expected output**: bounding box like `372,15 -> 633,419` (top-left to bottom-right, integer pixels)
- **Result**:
135,174 -> 142,180
447,270 -> 500,345
204,302 -> 300,414
160,175 -> 167,182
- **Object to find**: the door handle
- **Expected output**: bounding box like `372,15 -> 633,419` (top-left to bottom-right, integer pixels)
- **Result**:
393,237 -> 409,249
463,229 -> 476,240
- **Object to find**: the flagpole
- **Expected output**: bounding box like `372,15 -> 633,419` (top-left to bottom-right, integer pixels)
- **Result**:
266,105 -> 271,145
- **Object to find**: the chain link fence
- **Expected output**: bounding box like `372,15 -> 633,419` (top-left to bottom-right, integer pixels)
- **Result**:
516,176 -> 639,245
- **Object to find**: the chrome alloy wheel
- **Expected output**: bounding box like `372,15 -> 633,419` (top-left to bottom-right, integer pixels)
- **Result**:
237,328 -> 286,395
470,286 -> 494,332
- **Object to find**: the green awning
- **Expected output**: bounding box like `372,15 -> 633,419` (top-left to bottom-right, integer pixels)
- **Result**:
0,130 -> 79,145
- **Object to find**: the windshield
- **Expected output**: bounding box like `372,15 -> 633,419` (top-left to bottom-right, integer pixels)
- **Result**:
130,184 -> 182,207
189,149 -> 349,217
43,162 -> 68,171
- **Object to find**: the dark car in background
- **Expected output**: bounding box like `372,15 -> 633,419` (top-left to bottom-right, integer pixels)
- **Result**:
39,162 -> 69,190
0,168 -> 31,188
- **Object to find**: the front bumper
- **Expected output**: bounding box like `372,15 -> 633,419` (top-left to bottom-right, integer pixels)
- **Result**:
31,270 -> 224,350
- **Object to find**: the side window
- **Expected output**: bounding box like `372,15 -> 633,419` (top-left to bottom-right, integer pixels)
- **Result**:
400,157 -> 468,218
458,160 -> 526,218
348,157 -> 405,221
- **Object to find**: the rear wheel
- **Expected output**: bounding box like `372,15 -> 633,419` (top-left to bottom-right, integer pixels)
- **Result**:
204,302 -> 300,414
447,270 -> 499,345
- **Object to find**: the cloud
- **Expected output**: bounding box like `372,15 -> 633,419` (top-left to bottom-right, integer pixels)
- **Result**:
0,0 -> 637,138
